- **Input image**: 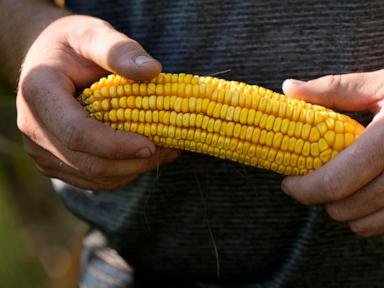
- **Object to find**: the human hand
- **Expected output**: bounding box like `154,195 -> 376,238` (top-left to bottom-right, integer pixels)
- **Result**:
281,70 -> 384,237
17,15 -> 179,191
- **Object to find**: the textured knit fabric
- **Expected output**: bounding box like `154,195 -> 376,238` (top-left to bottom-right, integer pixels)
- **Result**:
59,0 -> 384,287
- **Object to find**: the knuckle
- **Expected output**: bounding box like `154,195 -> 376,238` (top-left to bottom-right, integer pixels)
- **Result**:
63,123 -> 83,150
81,158 -> 104,178
324,74 -> 342,91
349,222 -> 372,238
325,204 -> 346,222
76,18 -> 111,41
322,171 -> 344,200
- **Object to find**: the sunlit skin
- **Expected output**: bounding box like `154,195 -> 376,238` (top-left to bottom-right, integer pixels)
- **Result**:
1,0 -> 383,236
282,71 -> 384,237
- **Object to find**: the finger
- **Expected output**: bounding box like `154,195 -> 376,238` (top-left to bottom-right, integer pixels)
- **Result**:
326,171 -> 384,222
281,118 -> 384,205
36,163 -> 138,192
18,67 -> 156,159
349,208 -> 384,237
282,70 -> 384,112
68,18 -> 161,81
22,127 -> 179,178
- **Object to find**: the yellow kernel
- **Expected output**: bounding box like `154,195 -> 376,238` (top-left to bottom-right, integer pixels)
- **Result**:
132,83 -> 140,95
290,154 -> 298,166
292,107 -> 300,121
283,152 -> 291,166
118,97 -> 127,108
268,148 -> 277,162
148,82 -> 156,95
124,84 -> 132,95
253,111 -> 263,126
298,156 -> 306,168
288,137 -> 296,152
266,131 -> 274,146
239,125 -> 248,140
334,134 -> 344,150
233,123 -> 242,138
125,96 -> 134,108
258,97 -> 268,112
101,99 -> 110,111
230,138 -> 238,151
309,127 -> 320,142
306,157 -> 313,170
294,139 -> 304,154
302,141 -> 311,156
335,120 -> 344,133
139,110 -> 145,122
245,126 -> 254,142
319,149 -> 332,163
124,109 -> 131,121
272,132 -> 283,149
259,114 -> 268,129
281,135 -> 290,151
210,103 -> 221,118
265,115 -> 275,130
174,97 -> 182,112
109,109 -> 117,121
318,138 -> 329,152
101,86 -> 109,97
301,123 -> 311,140
325,118 -> 335,129
111,98 -> 119,109
345,133 -> 354,146
142,97 -> 149,109
280,119 -> 290,134
287,121 -> 296,136
305,110 -> 314,124
294,122 -> 303,138
310,143 -> 319,157
116,108 -> 125,121
213,119 -> 222,133
286,104 -> 293,119
345,122 -> 355,133
231,92 -> 239,106
176,113 -> 184,127
324,130 -> 336,146
233,107 -> 241,122
251,128 -> 261,144
313,158 -> 322,169
278,103 -> 287,118
259,130 -> 267,145
226,122 -> 234,137
239,108 -> 249,124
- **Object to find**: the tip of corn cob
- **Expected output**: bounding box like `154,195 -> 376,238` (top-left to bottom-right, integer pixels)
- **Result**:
79,73 -> 365,176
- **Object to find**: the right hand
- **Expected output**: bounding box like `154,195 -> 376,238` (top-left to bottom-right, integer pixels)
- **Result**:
17,15 -> 179,191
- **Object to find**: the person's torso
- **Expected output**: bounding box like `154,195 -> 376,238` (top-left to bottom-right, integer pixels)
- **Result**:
60,0 -> 383,286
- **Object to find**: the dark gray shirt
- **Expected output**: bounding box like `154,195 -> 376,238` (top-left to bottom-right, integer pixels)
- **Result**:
59,0 -> 383,286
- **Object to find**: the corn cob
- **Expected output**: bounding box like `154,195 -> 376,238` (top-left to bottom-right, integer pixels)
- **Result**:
79,73 -> 365,176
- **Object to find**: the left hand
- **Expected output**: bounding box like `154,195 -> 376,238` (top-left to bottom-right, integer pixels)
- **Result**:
281,70 -> 384,237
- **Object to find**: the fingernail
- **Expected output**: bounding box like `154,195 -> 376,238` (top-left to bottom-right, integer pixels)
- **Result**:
286,79 -> 305,86
135,147 -> 152,158
134,55 -> 156,65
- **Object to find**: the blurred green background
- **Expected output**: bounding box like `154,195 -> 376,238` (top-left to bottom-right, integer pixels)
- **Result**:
0,87 -> 85,288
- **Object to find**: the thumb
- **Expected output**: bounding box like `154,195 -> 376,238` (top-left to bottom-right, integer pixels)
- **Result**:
70,17 -> 161,81
282,70 -> 384,112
